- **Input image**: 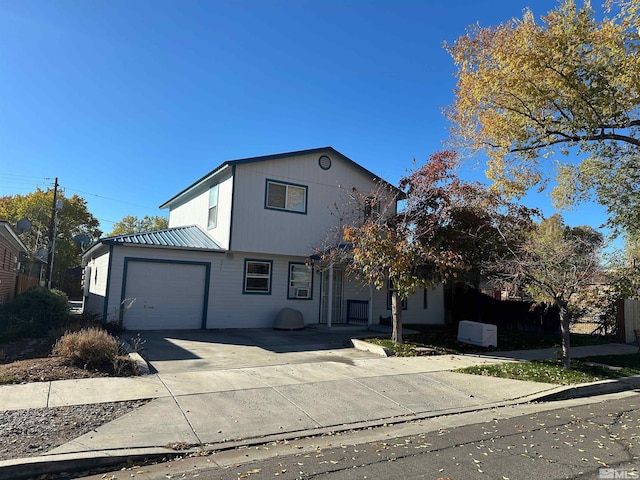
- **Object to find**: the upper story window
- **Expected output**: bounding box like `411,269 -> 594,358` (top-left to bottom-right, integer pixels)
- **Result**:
208,184 -> 219,229
265,180 -> 307,214
243,259 -> 272,294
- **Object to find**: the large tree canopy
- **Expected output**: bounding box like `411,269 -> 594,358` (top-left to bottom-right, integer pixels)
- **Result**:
445,0 -> 640,234
486,215 -> 604,368
0,188 -> 101,287
319,150 -> 536,343
108,215 -> 169,236
400,151 -> 539,289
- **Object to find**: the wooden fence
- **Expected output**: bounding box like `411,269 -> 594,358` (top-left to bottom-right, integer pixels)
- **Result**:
15,274 -> 40,296
617,299 -> 640,343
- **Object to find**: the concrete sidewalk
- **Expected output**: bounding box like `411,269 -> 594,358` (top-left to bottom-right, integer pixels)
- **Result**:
1,342 -> 638,479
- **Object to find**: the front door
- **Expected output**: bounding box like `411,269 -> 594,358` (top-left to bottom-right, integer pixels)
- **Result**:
320,267 -> 344,324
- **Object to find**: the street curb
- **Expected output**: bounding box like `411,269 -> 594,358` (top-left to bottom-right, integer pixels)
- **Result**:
0,447 -> 178,480
530,374 -> 640,402
351,338 -> 389,356
119,340 -> 151,375
0,398 -> 554,480
3,379 -> 639,480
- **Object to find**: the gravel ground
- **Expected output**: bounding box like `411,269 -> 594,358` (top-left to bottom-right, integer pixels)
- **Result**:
0,400 -> 149,461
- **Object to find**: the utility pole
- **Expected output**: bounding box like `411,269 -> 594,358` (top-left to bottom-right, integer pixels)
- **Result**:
45,177 -> 58,289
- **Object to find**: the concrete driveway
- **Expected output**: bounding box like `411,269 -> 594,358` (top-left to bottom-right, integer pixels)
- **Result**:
127,326 -> 382,373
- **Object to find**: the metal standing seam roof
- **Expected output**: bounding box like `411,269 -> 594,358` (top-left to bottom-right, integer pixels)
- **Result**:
103,225 -> 224,251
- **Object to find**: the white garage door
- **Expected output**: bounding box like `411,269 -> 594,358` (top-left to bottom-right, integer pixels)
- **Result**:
123,260 -> 208,330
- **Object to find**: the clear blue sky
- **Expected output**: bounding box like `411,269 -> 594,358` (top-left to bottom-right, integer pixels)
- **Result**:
0,0 -> 608,237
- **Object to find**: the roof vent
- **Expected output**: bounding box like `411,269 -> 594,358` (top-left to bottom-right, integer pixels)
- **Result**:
318,155 -> 331,170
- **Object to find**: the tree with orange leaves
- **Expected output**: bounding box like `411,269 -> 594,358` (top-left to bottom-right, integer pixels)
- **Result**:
320,150 -> 537,343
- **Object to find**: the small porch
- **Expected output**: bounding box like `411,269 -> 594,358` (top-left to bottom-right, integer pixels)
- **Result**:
319,265 -> 383,328
316,262 -> 446,329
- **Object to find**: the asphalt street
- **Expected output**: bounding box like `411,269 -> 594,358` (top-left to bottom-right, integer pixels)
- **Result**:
76,391 -> 640,480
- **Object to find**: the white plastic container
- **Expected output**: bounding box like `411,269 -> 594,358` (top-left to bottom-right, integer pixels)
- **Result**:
457,320 -> 497,347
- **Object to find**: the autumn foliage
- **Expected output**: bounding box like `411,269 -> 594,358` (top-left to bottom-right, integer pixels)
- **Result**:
325,150 -> 537,343
445,0 -> 640,234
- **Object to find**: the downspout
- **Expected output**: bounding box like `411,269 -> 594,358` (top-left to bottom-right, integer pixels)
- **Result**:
102,243 -> 114,323
368,283 -> 373,328
327,265 -> 333,330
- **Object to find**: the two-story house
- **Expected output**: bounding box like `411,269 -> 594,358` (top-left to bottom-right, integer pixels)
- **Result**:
82,147 -> 445,330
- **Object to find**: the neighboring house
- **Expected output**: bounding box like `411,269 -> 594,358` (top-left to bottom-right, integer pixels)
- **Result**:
0,220 -> 28,304
82,147 -> 445,330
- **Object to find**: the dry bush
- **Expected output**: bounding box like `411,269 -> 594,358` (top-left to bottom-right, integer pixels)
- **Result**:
53,328 -> 119,369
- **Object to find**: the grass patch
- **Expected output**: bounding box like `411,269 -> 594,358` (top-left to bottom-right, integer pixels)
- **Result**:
455,354 -> 640,385
366,338 -> 447,356
365,325 -> 614,357
0,373 -> 20,385
580,354 -> 640,370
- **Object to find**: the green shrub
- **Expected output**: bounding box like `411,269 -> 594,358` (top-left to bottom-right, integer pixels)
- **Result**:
0,373 -> 20,385
104,320 -> 124,336
47,312 -> 103,345
53,327 -> 119,369
6,288 -> 69,328
0,311 -> 48,342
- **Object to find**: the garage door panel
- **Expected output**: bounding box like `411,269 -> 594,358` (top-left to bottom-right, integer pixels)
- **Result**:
123,261 -> 208,330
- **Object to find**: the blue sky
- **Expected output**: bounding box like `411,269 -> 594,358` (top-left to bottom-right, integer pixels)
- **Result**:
0,0 -> 608,237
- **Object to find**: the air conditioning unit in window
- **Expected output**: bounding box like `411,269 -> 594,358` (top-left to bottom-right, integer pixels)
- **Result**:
295,288 -> 310,299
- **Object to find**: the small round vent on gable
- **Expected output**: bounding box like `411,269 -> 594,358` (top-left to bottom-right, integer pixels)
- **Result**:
318,155 -> 332,170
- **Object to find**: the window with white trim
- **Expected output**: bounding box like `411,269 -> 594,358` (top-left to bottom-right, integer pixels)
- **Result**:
243,260 -> 272,294
288,263 -> 312,299
208,184 -> 219,229
266,180 -> 307,213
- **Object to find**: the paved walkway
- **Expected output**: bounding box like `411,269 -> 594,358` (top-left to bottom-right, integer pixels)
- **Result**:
0,341 -> 638,479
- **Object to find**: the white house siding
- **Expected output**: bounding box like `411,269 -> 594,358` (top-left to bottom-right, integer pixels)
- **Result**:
168,169 -> 233,249
86,245 -> 320,329
230,152 -> 384,256
340,280 -> 445,325
206,252 -> 321,329
168,191 -> 208,232
403,285 -> 445,325
212,173 -> 233,249
84,247 -> 111,319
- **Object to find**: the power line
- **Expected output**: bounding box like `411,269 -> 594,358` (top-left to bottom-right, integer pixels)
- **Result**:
0,177 -> 54,191
1,175 -> 162,213
2,173 -> 53,181
62,185 -> 160,212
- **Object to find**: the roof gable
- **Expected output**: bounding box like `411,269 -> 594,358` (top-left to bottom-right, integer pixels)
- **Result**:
159,147 -> 402,209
